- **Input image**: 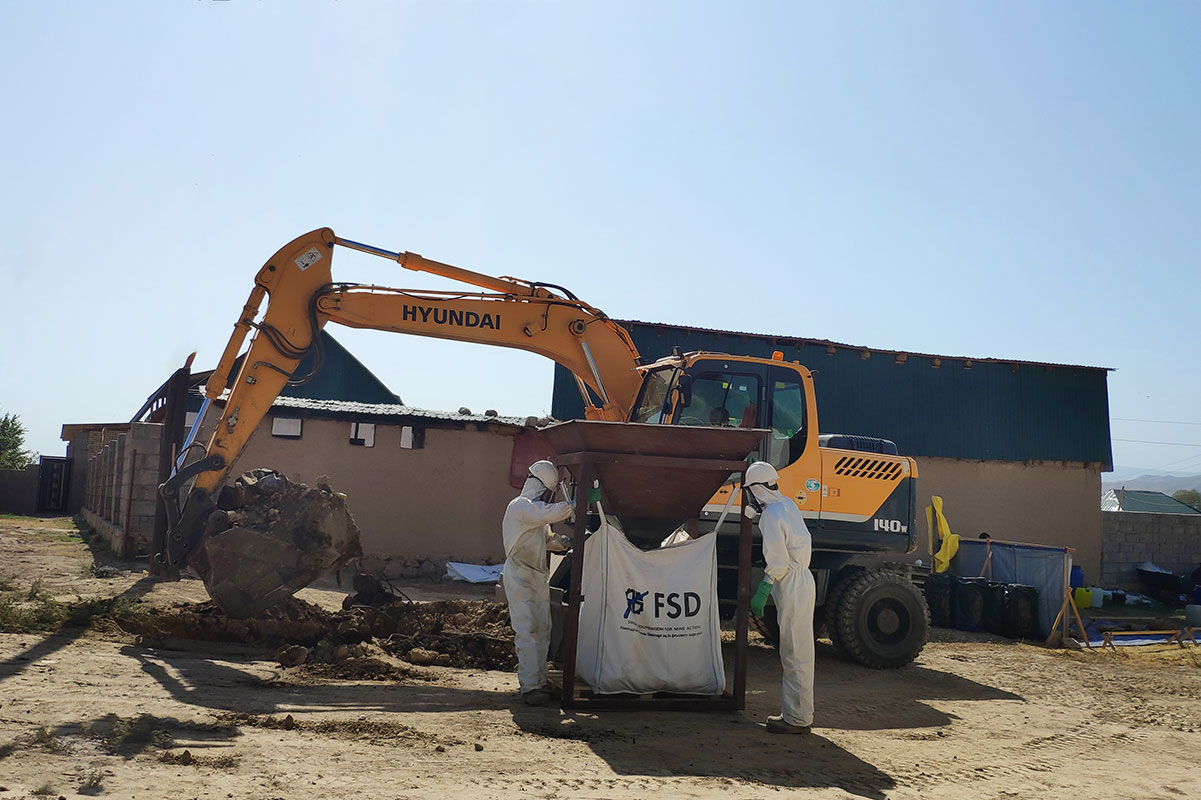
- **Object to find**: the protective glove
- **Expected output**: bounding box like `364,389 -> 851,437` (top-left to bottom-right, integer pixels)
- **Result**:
750,579 -> 773,617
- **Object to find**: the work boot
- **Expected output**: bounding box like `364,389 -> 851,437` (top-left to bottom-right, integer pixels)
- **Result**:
766,715 -> 811,735
522,689 -> 553,707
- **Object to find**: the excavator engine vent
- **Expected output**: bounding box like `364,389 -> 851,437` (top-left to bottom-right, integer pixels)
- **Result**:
833,456 -> 904,481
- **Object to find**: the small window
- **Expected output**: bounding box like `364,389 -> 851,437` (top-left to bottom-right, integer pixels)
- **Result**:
271,417 -> 303,438
400,425 -> 425,450
349,422 -> 375,447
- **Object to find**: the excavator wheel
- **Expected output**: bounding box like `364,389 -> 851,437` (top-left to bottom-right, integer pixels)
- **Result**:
758,566 -> 864,649
832,570 -> 929,669
816,566 -> 866,652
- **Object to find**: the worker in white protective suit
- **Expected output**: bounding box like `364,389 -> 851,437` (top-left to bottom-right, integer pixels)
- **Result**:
746,461 -> 815,734
502,460 -> 574,706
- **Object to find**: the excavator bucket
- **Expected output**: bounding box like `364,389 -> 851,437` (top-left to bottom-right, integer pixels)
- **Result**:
188,469 -> 362,618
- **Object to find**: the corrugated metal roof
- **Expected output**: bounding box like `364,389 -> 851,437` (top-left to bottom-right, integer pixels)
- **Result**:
619,319 -> 1114,372
269,396 -> 530,426
551,320 -> 1113,467
1101,489 -> 1201,514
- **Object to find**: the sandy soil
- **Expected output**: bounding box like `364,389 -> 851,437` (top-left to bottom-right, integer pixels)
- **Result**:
0,515 -> 1198,800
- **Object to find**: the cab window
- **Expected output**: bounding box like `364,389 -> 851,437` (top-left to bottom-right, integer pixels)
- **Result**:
631,367 -> 677,424
768,368 -> 807,468
674,372 -> 761,428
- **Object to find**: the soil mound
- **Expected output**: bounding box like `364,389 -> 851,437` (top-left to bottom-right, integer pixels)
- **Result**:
116,596 -> 516,671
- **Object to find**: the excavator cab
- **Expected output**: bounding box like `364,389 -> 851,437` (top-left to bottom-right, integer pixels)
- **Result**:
632,353 -> 815,482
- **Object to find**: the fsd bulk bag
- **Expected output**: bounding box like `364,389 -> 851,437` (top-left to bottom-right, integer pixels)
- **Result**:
575,522 -> 724,695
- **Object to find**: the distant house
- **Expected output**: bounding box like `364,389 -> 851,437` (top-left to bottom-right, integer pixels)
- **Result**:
1101,489 -> 1201,515
70,331 -> 541,569
1100,488 -> 1201,590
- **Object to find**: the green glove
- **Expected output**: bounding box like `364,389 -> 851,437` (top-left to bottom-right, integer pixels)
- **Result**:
751,579 -> 773,617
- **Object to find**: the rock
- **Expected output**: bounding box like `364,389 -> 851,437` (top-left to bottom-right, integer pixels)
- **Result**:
406,648 -> 452,667
485,409 -> 498,417
179,749 -> 192,765
276,645 -> 309,667
474,742 -> 484,751
435,745 -> 446,753
458,407 -> 472,416
283,714 -> 296,730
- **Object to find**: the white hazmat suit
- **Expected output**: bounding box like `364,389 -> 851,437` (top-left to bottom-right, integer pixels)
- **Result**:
502,468 -> 573,702
750,477 -> 816,730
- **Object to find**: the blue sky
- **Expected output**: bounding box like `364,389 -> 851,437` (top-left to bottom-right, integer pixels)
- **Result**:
2,2 -> 1199,475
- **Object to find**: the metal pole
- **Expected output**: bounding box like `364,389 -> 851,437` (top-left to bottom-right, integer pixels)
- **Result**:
559,460 -> 593,710
733,467 -> 751,709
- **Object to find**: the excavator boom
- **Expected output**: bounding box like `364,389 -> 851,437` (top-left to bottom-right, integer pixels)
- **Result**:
159,228 -> 643,583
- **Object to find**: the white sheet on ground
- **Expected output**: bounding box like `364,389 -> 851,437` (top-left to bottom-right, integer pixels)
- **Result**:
444,562 -> 503,583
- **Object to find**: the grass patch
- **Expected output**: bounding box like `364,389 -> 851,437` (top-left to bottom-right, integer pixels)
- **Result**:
0,514 -> 78,530
0,581 -> 145,634
79,769 -> 105,794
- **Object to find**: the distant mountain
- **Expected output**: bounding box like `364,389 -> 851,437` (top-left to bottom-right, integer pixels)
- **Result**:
1102,471 -> 1201,495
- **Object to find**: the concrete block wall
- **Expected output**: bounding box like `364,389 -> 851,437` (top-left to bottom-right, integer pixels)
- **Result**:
1100,510 -> 1201,591
82,423 -> 162,556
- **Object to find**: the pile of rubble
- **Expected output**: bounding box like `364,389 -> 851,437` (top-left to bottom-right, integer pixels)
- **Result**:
191,469 -> 363,619
115,596 -> 516,672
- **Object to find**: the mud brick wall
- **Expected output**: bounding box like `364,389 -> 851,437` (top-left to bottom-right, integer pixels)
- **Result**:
1100,510 -> 1201,591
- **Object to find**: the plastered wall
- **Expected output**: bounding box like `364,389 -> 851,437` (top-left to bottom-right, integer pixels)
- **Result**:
914,457 -> 1103,584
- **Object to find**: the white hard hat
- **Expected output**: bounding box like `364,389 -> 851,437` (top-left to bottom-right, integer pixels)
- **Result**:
528,460 -> 559,492
745,461 -> 779,489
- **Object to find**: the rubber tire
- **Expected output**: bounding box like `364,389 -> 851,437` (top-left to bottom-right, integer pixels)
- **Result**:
760,566 -> 865,649
818,567 -> 866,653
833,570 -> 929,669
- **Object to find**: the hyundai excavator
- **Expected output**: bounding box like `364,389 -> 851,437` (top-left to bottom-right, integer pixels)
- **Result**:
159,228 -> 929,668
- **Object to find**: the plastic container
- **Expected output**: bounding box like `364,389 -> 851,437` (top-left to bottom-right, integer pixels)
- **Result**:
1073,587 -> 1093,609
924,572 -> 955,629
1003,584 -> 1039,639
984,582 -> 1007,635
1090,588 -> 1105,608
1070,566 -> 1084,589
954,577 -> 987,632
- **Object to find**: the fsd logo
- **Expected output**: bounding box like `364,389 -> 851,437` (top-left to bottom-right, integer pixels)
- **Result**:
624,588 -> 702,619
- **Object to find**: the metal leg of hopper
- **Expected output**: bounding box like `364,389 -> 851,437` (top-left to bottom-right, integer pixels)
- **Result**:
559,461 -> 592,711
733,466 -> 751,710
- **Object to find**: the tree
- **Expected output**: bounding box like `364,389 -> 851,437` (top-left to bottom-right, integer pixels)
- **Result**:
0,413 -> 37,470
1172,489 -> 1201,512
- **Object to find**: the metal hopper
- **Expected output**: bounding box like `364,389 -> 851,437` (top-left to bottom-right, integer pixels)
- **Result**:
538,420 -> 768,544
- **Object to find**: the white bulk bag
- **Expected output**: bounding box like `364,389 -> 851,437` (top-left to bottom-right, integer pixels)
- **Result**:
575,522 -> 725,695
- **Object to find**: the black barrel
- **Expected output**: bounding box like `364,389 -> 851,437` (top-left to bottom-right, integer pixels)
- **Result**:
1003,584 -> 1039,639
984,581 -> 1007,635
954,576 -> 987,632
924,572 -> 955,628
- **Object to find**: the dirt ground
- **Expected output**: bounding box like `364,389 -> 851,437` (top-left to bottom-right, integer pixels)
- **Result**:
0,516 -> 1198,800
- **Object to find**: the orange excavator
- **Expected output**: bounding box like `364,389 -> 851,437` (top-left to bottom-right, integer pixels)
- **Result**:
159,228 -> 928,668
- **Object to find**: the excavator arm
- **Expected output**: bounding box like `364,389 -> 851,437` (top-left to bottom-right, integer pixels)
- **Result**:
158,228 -> 643,576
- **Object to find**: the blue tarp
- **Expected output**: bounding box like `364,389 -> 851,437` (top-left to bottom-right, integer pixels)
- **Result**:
952,539 -> 1070,638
